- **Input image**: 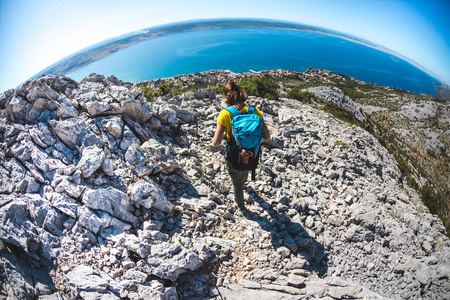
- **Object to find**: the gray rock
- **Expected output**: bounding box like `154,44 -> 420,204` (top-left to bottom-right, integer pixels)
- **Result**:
137,280 -> 178,300
141,138 -> 172,161
121,97 -> 155,124
147,242 -> 201,281
345,224 -> 375,242
77,145 -> 105,177
125,269 -> 148,283
143,220 -> 164,231
81,73 -> 106,84
129,179 -> 174,214
250,269 -> 279,281
125,144 -> 154,176
287,274 -> 305,288
49,118 -> 87,148
55,178 -> 85,198
39,230 -> 61,260
139,229 -> 169,242
29,123 -> 56,148
97,211 -> 131,237
277,246 -> 291,258
219,283 -> 299,300
99,159 -> 114,177
156,104 -> 178,126
55,96 -> 78,118
5,95 -> 31,122
50,193 -> 79,219
86,101 -> 111,117
286,222 -> 304,235
0,198 -> 39,252
80,291 -> 120,300
67,265 -> 109,292
82,187 -> 139,224
102,117 -> 123,139
120,125 -> 141,151
77,207 -> 103,235
0,88 -> 14,109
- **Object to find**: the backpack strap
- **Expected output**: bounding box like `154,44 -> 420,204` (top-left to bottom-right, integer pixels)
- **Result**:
223,107 -> 240,147
247,106 -> 256,115
224,107 -> 241,117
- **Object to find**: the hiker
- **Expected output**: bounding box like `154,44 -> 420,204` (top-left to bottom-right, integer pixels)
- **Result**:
213,79 -> 270,210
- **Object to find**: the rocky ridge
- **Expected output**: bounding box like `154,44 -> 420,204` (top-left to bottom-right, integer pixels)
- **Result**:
0,73 -> 449,299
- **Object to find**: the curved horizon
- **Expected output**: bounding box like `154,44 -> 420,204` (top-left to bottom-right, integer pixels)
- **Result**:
32,18 -> 446,88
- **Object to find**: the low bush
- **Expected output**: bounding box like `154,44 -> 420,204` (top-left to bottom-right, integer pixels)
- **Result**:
286,89 -> 318,104
239,77 -> 279,99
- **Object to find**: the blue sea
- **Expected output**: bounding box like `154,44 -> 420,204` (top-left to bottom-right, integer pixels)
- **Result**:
68,28 -> 439,94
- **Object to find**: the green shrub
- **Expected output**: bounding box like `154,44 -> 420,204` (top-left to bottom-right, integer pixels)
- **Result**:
420,184 -> 439,213
323,102 -> 360,126
239,77 -> 279,99
394,153 -> 412,177
287,89 -> 318,104
334,140 -> 349,148
341,87 -> 365,100
140,86 -> 158,100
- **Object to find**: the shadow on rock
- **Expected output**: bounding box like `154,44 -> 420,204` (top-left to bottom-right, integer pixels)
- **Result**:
243,186 -> 328,276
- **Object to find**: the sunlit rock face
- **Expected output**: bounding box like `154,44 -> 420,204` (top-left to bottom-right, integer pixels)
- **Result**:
0,72 -> 449,300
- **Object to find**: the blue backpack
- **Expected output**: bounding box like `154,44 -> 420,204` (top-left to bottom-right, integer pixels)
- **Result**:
224,106 -> 264,179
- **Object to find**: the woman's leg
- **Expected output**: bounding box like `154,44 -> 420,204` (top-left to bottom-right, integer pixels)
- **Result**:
226,161 -> 249,209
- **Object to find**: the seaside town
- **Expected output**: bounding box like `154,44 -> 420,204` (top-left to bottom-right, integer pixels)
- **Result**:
126,69 -> 376,95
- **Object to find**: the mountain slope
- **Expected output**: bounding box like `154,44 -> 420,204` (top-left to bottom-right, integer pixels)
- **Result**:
0,73 -> 449,299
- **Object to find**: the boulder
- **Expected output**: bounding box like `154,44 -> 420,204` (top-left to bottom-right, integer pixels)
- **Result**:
67,265 -> 109,292
129,179 -> 174,214
49,118 -> 87,148
102,117 -> 123,139
120,125 -> 140,151
82,187 -> 139,224
0,198 -> 39,252
156,104 -> 178,126
77,145 -> 105,177
5,96 -> 31,122
125,144 -> 154,176
147,243 -> 201,281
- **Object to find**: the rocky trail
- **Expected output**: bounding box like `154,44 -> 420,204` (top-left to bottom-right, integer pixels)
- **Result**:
0,73 -> 449,299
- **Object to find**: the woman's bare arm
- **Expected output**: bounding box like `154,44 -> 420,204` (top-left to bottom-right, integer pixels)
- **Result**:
212,123 -> 226,147
262,120 -> 271,141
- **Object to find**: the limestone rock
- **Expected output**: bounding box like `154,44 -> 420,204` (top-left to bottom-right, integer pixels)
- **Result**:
67,265 -> 109,292
0,197 -> 39,252
1,72 -> 449,300
82,187 -> 138,224
147,243 -> 201,281
303,86 -> 366,122
49,118 -> 87,148
125,144 -> 154,176
102,117 -> 123,139
77,145 -> 105,177
129,179 -> 174,214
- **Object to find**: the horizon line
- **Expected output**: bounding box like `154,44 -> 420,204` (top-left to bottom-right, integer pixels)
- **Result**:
31,17 -> 448,87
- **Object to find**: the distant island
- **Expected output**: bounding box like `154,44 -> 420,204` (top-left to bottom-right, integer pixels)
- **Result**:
32,18 -> 440,86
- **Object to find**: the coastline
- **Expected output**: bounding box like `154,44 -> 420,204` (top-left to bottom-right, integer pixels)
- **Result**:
33,18 -> 432,81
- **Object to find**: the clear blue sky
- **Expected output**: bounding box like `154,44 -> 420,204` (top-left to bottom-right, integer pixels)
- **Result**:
1,0 -> 449,93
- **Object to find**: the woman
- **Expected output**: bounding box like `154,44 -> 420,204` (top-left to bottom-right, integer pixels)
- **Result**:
213,79 -> 271,210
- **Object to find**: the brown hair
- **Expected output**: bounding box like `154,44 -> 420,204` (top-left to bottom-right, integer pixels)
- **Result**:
223,79 -> 247,106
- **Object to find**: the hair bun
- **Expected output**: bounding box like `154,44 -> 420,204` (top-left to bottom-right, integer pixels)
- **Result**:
228,79 -> 235,85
